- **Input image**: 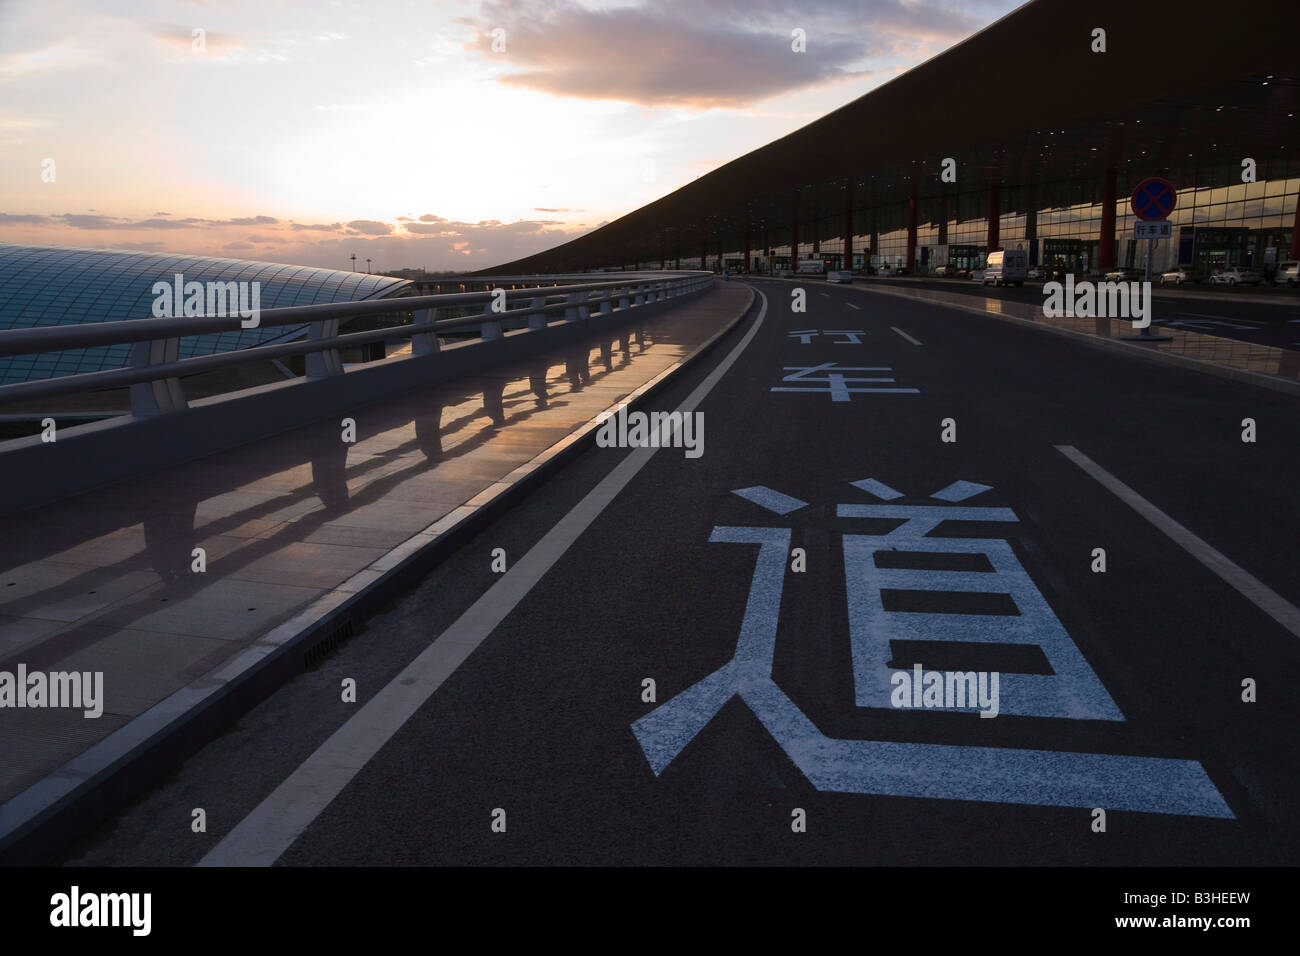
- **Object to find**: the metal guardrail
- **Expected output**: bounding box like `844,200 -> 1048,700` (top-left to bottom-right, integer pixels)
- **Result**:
0,271 -> 713,416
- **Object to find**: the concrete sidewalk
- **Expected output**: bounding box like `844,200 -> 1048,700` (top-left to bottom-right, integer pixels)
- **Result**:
848,272 -> 1300,308
0,280 -> 753,860
760,276 -> 1300,396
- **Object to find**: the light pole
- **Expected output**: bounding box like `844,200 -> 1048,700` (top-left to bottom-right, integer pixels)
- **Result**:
350,253 -> 357,272
366,258 -> 372,274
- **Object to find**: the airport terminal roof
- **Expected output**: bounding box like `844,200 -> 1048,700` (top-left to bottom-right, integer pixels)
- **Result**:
488,0 -> 1299,272
0,244 -> 408,385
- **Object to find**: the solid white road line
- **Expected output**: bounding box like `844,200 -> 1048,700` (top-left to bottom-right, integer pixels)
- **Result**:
890,326 -> 923,346
199,289 -> 770,867
845,302 -> 861,311
1177,311 -> 1256,323
1057,444 -> 1300,639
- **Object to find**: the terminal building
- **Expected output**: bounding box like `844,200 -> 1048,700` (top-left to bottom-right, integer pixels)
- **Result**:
0,244 -> 409,386
488,0 -> 1299,282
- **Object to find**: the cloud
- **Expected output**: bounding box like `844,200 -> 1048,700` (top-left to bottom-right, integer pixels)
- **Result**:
0,212 -> 51,225
149,23 -> 245,59
0,209 -> 591,272
38,212 -> 280,231
458,0 -> 977,107
57,213 -> 122,230
0,41 -> 107,80
345,220 -> 394,236
402,222 -> 458,235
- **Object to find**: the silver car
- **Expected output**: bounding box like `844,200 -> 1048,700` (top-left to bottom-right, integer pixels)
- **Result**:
1209,268 -> 1263,286
1158,267 -> 1204,286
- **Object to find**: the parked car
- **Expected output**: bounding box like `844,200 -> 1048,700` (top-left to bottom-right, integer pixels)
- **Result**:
934,264 -> 956,277
1273,260 -> 1299,287
1103,267 -> 1142,281
1158,267 -> 1204,286
1026,266 -> 1045,280
1209,268 -> 1263,286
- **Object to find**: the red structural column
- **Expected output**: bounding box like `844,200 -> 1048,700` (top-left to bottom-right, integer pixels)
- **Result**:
743,209 -> 752,274
1098,169 -> 1117,271
1290,190 -> 1300,261
843,178 -> 854,269
906,178 -> 918,269
986,181 -> 1001,252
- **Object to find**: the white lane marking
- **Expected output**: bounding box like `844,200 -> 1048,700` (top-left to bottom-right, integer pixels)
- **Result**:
1057,444 -> 1300,639
818,292 -> 830,298
198,290 -> 770,867
1177,311 -> 1259,323
890,326 -> 923,346
845,302 -> 861,311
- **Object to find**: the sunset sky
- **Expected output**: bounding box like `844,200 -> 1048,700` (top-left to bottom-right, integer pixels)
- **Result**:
0,0 -> 1020,272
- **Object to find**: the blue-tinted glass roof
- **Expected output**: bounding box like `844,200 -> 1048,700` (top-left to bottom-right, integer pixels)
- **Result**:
0,244 -> 410,385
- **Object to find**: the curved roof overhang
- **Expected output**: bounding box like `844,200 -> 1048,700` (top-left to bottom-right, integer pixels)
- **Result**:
485,0 -> 1299,273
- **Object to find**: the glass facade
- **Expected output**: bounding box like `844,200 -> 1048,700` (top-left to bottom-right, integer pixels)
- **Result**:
0,245 -> 409,386
717,168 -> 1300,280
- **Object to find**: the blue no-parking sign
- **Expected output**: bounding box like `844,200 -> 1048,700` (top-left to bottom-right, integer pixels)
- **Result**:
1131,177 -> 1177,221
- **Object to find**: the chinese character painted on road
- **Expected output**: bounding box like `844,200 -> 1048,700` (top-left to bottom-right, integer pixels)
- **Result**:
771,362 -> 919,401
786,329 -> 867,345
630,479 -> 1232,819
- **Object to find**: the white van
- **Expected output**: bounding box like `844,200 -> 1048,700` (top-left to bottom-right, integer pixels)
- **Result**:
982,249 -> 1028,287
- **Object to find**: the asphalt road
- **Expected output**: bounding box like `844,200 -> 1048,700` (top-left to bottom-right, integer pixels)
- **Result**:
64,278 -> 1300,866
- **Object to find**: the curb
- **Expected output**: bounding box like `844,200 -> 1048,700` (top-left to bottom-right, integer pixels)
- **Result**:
0,283 -> 758,866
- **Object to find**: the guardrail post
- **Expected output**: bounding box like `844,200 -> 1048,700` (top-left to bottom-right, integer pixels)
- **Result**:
305,318 -> 343,379
527,295 -> 546,330
128,335 -> 187,416
618,288 -> 630,310
633,284 -> 646,307
411,307 -> 440,355
599,291 -> 613,315
481,300 -> 504,340
564,291 -> 583,321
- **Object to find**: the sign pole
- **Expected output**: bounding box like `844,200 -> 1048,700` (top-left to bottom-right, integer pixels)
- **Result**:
1125,177 -> 1176,343
1139,237 -> 1155,338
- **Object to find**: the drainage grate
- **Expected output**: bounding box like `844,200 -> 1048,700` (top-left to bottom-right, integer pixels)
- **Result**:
303,618 -> 355,670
